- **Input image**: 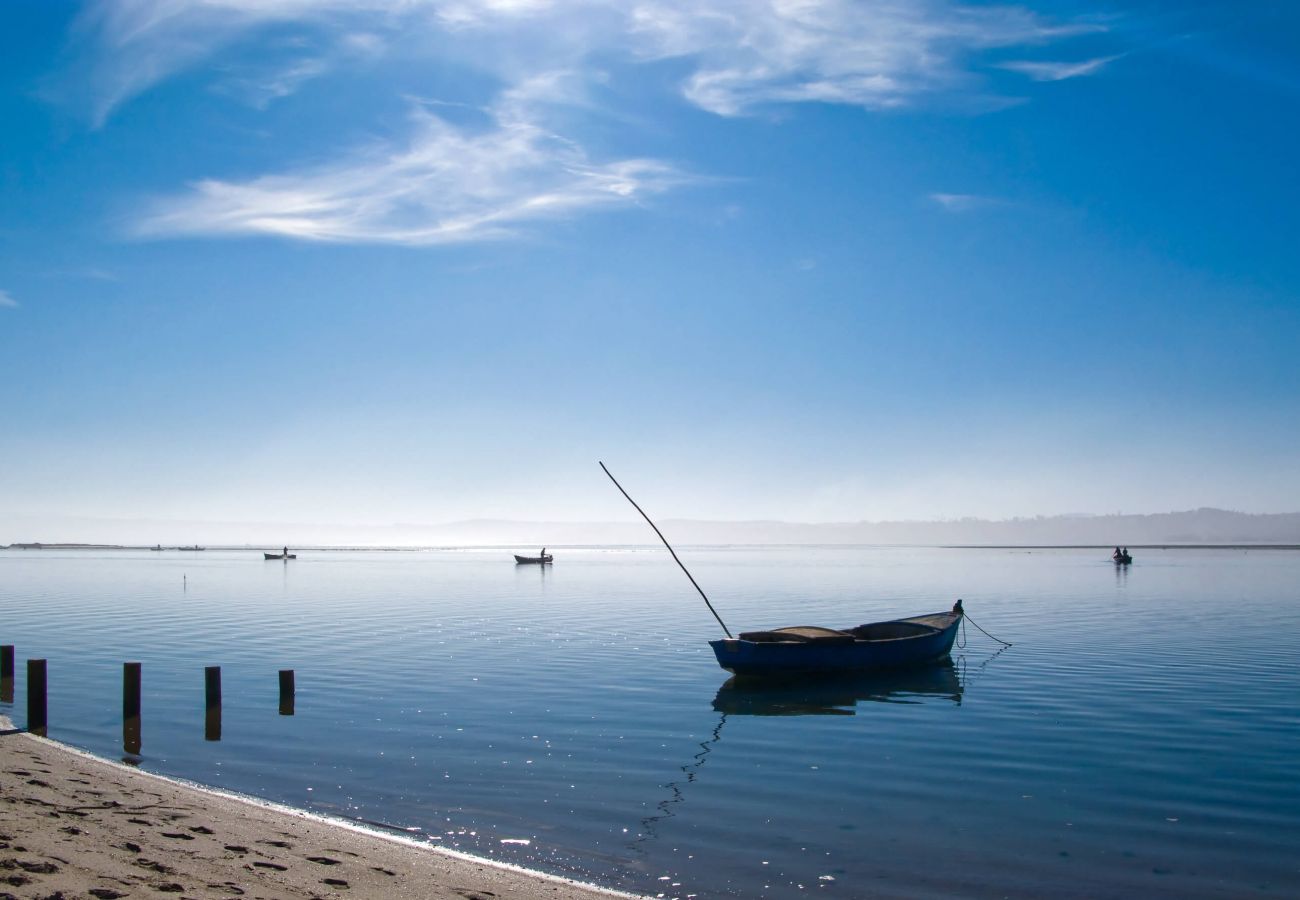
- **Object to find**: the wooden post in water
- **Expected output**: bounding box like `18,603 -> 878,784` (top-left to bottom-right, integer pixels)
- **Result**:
27,659 -> 47,736
204,666 -> 222,742
123,662 -> 142,756
278,669 -> 295,716
0,645 -> 13,704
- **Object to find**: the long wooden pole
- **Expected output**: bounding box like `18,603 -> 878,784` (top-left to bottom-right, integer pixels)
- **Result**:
600,461 -> 732,638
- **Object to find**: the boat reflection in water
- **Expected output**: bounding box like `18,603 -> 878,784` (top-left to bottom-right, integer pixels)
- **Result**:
711,659 -> 964,716
629,661 -> 965,861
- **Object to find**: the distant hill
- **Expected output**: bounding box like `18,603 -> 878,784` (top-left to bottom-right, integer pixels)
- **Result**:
4,508 -> 1299,548
382,508 -> 1300,546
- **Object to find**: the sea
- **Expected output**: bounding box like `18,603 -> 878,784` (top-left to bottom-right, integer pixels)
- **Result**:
1,545 -> 1298,899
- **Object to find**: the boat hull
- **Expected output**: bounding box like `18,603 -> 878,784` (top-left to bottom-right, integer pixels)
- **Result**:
514,555 -> 553,564
709,611 -> 961,678
264,553 -> 297,560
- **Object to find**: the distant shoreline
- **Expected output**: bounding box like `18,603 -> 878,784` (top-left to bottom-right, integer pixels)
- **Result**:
5,542 -> 1298,551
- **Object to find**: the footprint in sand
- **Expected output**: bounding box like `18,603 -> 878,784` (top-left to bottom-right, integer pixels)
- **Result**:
16,861 -> 59,874
252,861 -> 288,871
189,825 -> 215,835
133,858 -> 173,874
322,877 -> 349,887
160,832 -> 196,841
89,888 -> 127,899
307,856 -> 341,866
224,845 -> 249,854
257,839 -> 292,848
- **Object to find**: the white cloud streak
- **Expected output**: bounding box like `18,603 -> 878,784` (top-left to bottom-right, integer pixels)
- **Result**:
929,192 -> 981,212
998,54 -> 1121,82
0,290 -> 18,308
631,0 -> 1095,115
136,103 -> 687,244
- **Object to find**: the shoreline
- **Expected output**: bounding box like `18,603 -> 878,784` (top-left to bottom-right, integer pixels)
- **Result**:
0,716 -> 644,900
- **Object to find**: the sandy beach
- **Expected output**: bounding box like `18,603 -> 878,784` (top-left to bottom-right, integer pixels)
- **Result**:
0,717 -> 641,900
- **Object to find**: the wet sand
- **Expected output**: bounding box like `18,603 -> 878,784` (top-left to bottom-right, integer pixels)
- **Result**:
0,717 -> 641,900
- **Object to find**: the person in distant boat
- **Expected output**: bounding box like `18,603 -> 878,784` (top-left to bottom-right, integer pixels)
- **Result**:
1114,546 -> 1123,559
283,546 -> 288,557
541,547 -> 547,559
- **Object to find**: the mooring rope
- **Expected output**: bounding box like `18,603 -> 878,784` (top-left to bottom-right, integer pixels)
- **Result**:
962,610 -> 1013,647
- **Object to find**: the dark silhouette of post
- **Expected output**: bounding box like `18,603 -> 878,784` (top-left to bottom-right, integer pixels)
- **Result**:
0,645 -> 13,703
278,669 -> 295,716
123,662 -> 142,755
27,659 -> 47,736
204,666 -> 222,741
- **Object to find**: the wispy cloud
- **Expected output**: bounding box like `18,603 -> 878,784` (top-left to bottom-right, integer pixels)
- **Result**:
71,0 -> 1105,122
633,0 -> 1098,115
998,54 -> 1121,82
65,1 -> 1104,245
215,57 -> 332,109
929,192 -> 997,212
0,289 -> 18,308
135,102 -> 688,244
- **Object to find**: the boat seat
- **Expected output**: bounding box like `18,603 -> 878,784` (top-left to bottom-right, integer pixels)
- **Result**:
738,626 -> 856,645
848,621 -> 938,640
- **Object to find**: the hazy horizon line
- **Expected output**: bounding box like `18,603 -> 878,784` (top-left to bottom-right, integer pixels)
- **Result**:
7,505 -> 1299,532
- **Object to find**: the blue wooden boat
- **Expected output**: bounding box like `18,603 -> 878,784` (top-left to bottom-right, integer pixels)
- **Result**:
709,601 -> 964,678
514,554 -> 553,564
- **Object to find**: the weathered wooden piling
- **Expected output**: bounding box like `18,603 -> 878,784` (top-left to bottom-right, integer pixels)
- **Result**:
278,669 -> 295,716
204,665 -> 222,709
0,645 -> 13,703
123,662 -> 142,755
204,666 -> 222,741
27,659 -> 47,736
123,662 -> 142,718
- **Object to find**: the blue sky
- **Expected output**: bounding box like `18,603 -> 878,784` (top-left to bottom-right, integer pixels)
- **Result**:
1,0 -> 1297,537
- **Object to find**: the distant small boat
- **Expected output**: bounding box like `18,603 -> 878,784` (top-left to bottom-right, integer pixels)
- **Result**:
264,552 -> 297,560
151,545 -> 164,551
1113,552 -> 1132,565
514,554 -> 553,565
709,602 -> 964,679
179,546 -> 205,551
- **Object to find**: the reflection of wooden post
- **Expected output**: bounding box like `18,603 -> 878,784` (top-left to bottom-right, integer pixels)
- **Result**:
123,662 -> 142,756
204,666 -> 221,741
0,645 -> 13,703
278,669 -> 295,716
27,659 -> 47,736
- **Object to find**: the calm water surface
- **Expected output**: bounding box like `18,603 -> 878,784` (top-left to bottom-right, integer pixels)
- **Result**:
2,546 -> 1298,898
